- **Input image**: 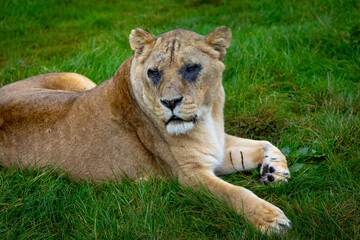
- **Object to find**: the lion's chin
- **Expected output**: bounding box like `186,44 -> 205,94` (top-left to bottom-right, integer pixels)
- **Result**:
166,121 -> 195,135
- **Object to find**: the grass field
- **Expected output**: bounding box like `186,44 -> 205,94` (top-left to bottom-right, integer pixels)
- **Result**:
1,0 -> 360,239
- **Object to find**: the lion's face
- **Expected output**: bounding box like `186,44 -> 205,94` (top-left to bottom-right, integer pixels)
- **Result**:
129,27 -> 232,135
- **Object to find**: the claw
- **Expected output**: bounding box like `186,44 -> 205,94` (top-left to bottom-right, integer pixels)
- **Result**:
268,175 -> 275,182
279,220 -> 292,228
261,165 -> 269,176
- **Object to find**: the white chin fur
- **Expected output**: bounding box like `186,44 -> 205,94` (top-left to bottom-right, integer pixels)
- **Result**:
166,121 -> 194,135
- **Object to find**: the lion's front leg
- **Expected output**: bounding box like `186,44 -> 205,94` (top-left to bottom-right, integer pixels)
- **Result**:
178,163 -> 292,233
215,134 -> 290,184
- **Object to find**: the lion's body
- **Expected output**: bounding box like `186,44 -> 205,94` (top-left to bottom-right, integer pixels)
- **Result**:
0,65 -> 162,179
0,27 -> 292,232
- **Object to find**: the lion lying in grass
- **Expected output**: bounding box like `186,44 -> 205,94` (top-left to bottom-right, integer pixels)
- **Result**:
0,26 -> 291,232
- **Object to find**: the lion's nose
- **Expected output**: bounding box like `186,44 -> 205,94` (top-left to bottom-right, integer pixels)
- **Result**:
160,96 -> 183,110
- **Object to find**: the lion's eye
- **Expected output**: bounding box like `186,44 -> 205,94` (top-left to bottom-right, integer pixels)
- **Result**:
147,68 -> 162,84
148,69 -> 159,75
180,63 -> 202,81
187,66 -> 195,72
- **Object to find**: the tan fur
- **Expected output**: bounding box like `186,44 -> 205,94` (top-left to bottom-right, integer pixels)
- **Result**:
0,27 -> 291,233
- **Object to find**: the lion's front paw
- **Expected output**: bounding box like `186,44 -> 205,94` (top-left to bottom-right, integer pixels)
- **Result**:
259,148 -> 290,184
247,199 -> 292,234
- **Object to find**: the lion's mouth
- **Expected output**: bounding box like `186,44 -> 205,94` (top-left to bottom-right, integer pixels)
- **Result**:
165,115 -> 198,135
165,115 -> 197,125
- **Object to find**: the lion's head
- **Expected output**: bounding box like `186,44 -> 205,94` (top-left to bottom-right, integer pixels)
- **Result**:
129,27 -> 232,135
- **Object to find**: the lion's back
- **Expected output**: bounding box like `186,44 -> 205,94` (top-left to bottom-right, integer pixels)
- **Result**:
0,72 -> 95,127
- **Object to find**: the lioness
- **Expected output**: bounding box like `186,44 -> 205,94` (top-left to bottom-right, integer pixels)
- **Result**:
0,27 -> 291,232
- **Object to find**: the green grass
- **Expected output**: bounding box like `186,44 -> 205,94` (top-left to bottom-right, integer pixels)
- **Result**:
1,0 -> 359,239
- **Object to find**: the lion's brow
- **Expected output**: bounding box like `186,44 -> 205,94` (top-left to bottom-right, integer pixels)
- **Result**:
165,39 -> 180,66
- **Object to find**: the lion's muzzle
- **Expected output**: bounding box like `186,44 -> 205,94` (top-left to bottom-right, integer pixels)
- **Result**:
157,95 -> 199,135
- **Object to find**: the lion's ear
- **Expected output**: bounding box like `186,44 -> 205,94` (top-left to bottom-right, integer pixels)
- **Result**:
205,26 -> 232,61
129,28 -> 155,55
